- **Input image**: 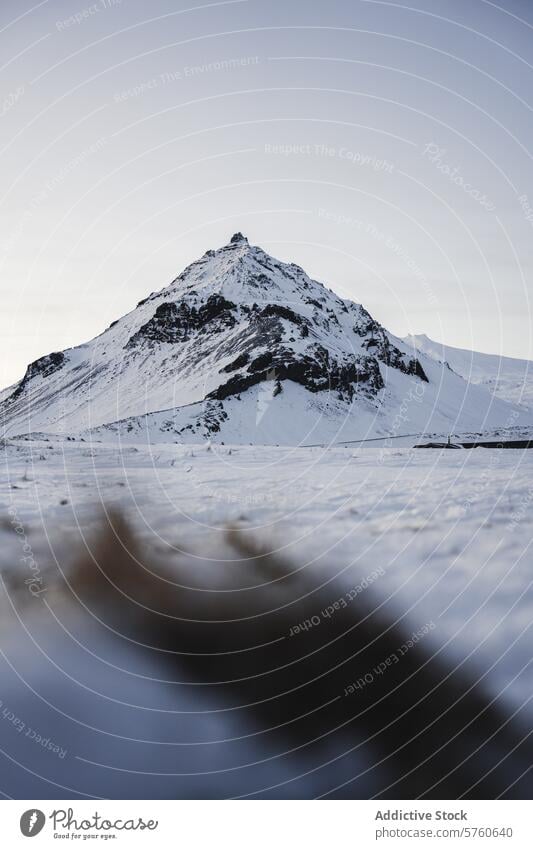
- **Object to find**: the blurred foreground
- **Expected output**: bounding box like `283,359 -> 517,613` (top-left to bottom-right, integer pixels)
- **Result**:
1,440 -> 533,798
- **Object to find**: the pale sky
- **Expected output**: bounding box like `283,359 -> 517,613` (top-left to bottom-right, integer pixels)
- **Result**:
1,0 -> 533,388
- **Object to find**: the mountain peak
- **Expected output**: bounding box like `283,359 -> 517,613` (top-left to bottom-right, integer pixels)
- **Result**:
229,232 -> 248,245
5,235 -> 524,444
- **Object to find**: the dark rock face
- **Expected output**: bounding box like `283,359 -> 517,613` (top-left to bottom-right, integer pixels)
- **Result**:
201,401 -> 229,434
166,401 -> 228,437
221,353 -> 250,374
12,352 -> 66,398
126,295 -> 237,347
252,303 -> 310,337
209,345 -> 384,402
123,277 -> 425,409
354,307 -> 428,382
230,232 -> 247,244
255,303 -> 305,325
408,359 -> 429,382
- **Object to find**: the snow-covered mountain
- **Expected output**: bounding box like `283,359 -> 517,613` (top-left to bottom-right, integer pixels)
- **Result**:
404,333 -> 533,409
1,234 -> 531,445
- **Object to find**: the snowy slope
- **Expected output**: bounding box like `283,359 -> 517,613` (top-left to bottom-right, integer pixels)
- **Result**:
1,234 -> 531,445
84,360 -> 528,446
405,333 -> 533,409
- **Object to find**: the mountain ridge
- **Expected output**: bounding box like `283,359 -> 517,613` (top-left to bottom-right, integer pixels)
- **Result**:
404,333 -> 533,410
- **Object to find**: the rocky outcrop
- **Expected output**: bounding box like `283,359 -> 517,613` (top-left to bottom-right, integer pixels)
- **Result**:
209,345 -> 383,402
354,307 -> 428,382
126,295 -> 237,347
12,352 -> 66,399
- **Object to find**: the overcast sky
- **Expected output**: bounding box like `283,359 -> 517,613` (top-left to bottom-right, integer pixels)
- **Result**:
1,0 -> 533,388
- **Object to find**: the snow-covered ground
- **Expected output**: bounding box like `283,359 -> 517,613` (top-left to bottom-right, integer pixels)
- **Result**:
2,439 -> 533,703
1,438 -> 533,797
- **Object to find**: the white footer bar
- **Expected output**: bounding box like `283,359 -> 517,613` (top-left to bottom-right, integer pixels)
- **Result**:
1,800 -> 530,847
